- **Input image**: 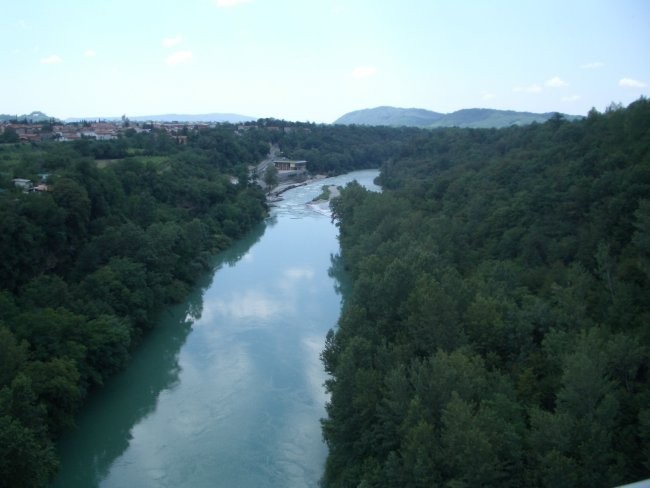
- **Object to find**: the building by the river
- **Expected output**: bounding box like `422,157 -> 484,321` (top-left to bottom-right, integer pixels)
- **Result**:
273,158 -> 307,173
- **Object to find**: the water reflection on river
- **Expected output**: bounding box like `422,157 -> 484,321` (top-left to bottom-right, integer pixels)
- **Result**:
52,170 -> 380,488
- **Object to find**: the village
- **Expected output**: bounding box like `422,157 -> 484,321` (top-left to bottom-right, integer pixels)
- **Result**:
0,119 -> 220,144
0,115 -> 313,145
0,117 -> 317,197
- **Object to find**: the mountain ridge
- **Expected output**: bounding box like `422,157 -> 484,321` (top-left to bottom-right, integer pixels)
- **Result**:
335,106 -> 583,128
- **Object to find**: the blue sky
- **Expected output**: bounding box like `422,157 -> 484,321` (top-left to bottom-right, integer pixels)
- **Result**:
1,0 -> 648,122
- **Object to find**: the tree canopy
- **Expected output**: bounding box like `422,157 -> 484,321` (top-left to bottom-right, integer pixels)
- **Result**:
322,98 -> 650,487
0,125 -> 268,486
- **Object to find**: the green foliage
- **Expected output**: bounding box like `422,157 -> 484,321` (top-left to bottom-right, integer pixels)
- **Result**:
275,123 -> 421,175
0,374 -> 58,488
0,126 -> 20,143
263,163 -> 278,190
0,326 -> 28,388
322,98 -> 650,486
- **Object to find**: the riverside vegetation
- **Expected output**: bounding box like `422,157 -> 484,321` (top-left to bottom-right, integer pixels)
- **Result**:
0,120 -> 421,486
0,126 -> 270,486
322,99 -> 650,487
0,99 -> 648,486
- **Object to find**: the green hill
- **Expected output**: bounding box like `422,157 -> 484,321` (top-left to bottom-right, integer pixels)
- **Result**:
430,108 -> 582,128
334,106 -> 444,127
335,106 -> 582,128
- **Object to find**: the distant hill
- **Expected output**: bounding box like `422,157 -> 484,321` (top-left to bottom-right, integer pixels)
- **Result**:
334,106 -> 582,129
335,106 -> 444,127
429,108 -> 582,128
65,113 -> 256,123
0,111 -> 59,123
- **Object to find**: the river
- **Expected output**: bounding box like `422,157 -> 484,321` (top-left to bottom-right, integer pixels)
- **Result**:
51,169 -> 380,488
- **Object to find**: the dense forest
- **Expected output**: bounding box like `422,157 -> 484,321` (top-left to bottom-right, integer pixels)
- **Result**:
0,126 -> 269,486
322,99 -> 650,487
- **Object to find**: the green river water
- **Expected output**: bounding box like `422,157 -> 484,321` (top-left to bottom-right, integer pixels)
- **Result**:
51,170 -> 380,488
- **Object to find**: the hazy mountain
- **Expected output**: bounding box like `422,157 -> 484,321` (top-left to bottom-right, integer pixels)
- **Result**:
334,106 -> 582,128
65,113 -> 256,123
0,111 -> 59,123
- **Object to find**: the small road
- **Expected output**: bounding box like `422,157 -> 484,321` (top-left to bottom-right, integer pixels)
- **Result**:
255,143 -> 280,189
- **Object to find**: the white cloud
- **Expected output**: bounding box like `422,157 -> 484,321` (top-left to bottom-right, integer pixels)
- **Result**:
284,267 -> 315,280
165,50 -> 193,66
619,77 -> 647,88
215,0 -> 252,7
351,65 -> 377,79
482,92 -> 496,101
580,61 -> 603,69
40,54 -> 62,64
546,76 -> 568,88
84,49 -> 96,57
209,290 -> 283,319
513,83 -> 542,94
162,35 -> 183,48
278,266 -> 315,293
561,95 -> 581,102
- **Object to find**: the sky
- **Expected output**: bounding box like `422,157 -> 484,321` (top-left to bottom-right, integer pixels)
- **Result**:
1,0 -> 648,123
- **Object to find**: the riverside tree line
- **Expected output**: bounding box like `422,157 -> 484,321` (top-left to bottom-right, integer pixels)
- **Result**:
322,99 -> 650,487
0,120 -> 422,486
0,126 -> 270,486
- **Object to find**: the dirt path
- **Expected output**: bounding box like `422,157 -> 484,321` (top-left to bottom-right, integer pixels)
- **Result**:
255,143 -> 280,188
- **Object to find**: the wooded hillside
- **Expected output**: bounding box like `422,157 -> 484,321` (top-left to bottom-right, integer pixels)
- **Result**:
322,99 -> 650,487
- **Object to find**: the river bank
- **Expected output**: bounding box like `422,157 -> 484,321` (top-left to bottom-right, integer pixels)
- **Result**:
52,170 -> 380,488
307,185 -> 341,215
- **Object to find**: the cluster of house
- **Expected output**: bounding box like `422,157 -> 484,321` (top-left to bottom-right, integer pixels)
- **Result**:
12,176 -> 50,193
0,120 -> 256,144
0,119 -> 314,145
0,121 -> 124,143
57,122 -> 123,142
